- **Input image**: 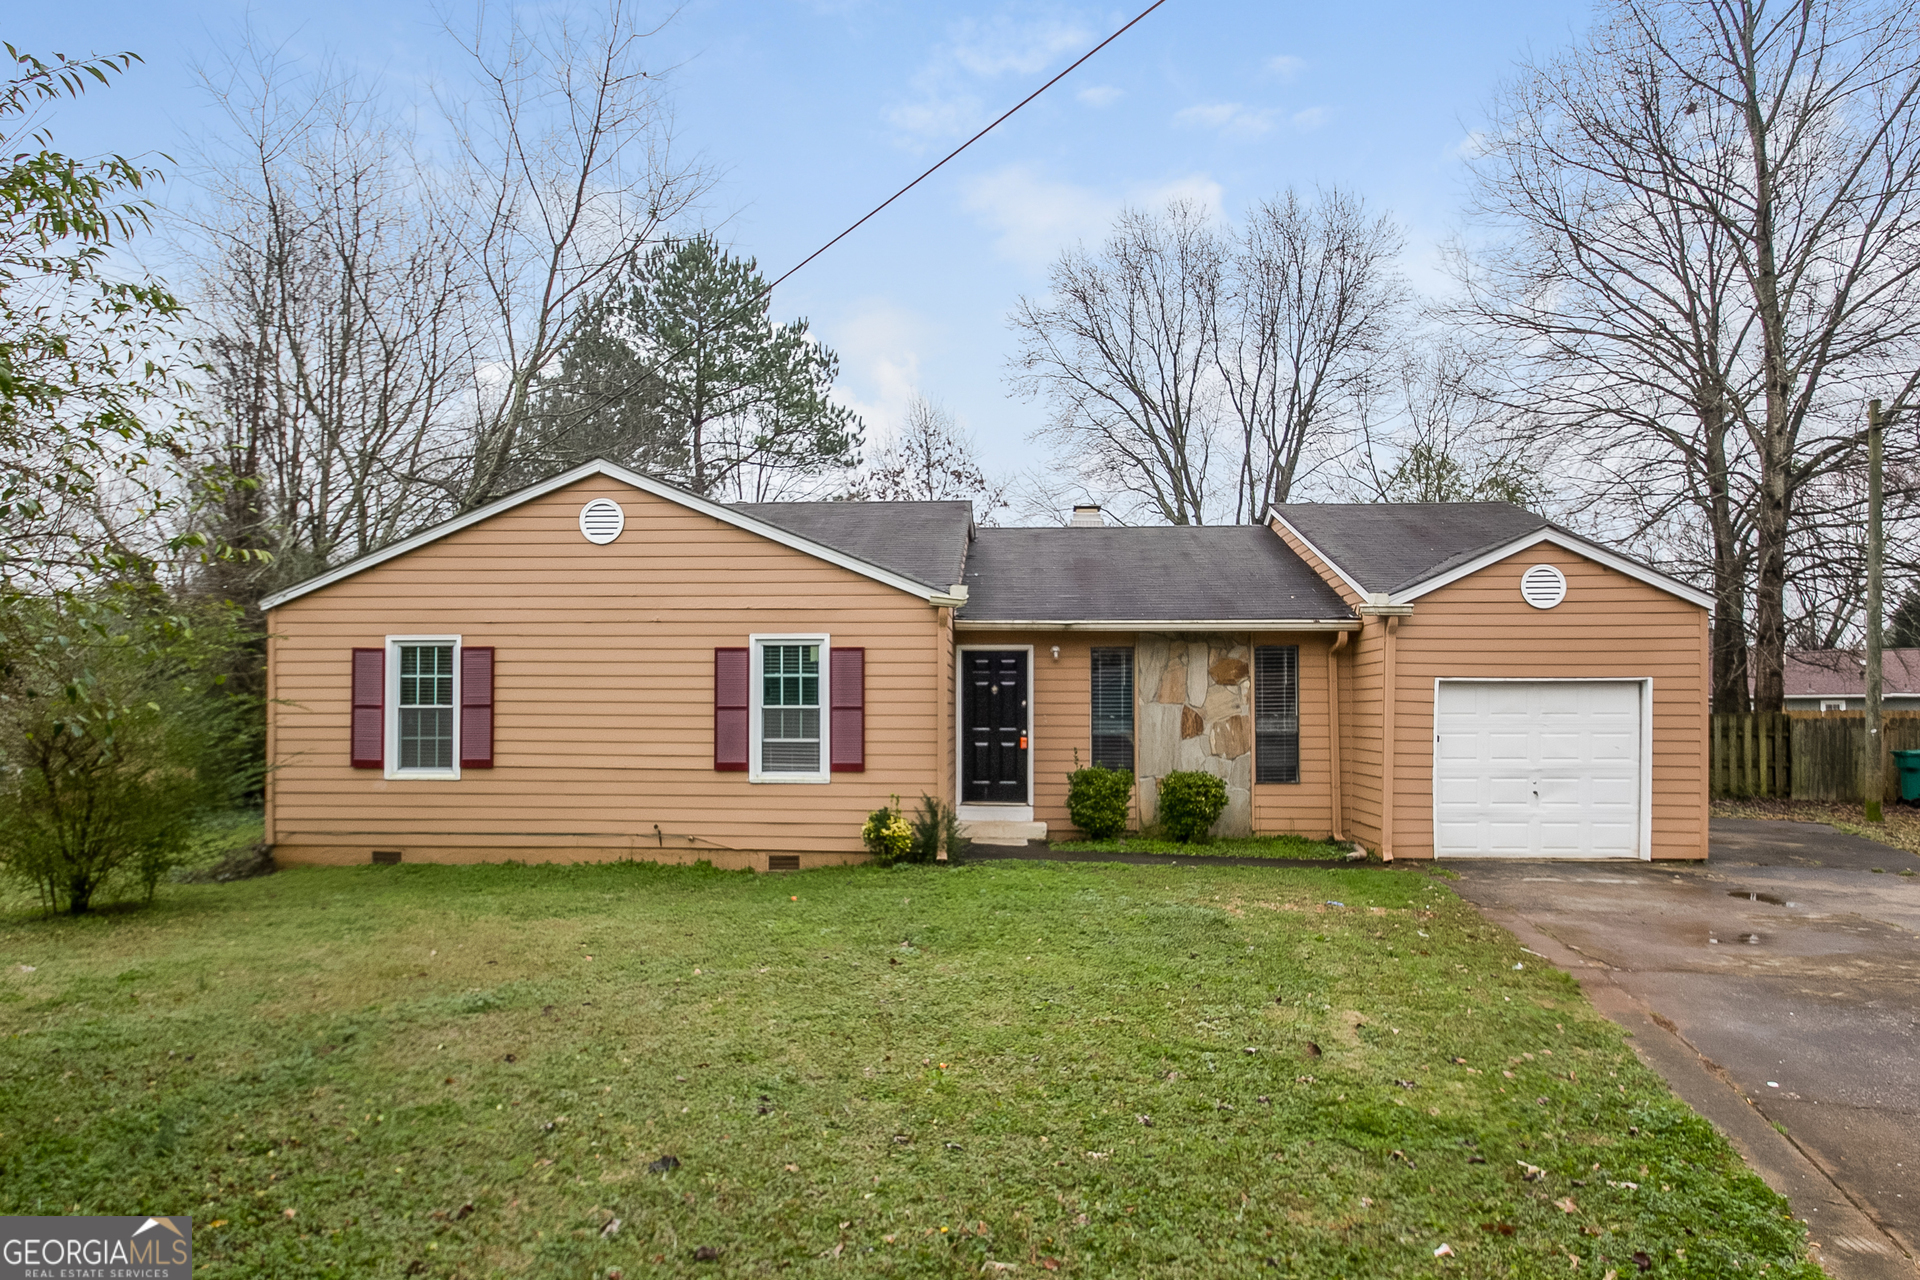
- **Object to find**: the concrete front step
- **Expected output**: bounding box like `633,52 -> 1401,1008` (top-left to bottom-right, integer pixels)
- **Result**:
961,819 -> 1049,847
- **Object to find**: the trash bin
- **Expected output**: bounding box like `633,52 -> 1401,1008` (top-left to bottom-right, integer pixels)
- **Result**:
1894,749 -> 1920,803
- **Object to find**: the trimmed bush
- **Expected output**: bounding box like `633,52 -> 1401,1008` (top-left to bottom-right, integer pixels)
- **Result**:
1067,765 -> 1133,839
1158,770 -> 1229,842
861,802 -> 914,865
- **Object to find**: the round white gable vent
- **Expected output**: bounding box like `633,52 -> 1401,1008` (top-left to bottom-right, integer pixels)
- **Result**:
1520,563 -> 1568,609
579,498 -> 625,545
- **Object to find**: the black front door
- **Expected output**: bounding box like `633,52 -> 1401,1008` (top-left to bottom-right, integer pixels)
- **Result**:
963,650 -> 1028,804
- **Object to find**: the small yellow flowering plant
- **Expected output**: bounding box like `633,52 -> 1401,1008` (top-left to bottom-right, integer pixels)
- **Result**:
861,796 -> 915,865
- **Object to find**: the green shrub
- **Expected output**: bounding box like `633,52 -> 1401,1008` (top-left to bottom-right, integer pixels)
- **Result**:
910,795 -> 970,861
861,800 -> 915,866
1067,765 -> 1133,839
0,596 -> 255,913
1157,770 -> 1229,842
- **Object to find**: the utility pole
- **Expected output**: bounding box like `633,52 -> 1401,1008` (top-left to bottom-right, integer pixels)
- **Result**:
1866,399 -> 1885,823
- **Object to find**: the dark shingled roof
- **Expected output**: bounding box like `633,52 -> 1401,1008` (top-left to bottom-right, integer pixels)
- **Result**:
957,526 -> 1354,624
1271,501 -> 1552,595
731,500 -> 974,591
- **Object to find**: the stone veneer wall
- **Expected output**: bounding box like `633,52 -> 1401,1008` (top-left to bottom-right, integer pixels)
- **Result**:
1135,634 -> 1254,836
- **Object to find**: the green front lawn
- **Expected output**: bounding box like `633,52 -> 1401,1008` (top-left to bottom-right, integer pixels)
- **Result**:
1,860 -> 1816,1278
1046,834 -> 1352,859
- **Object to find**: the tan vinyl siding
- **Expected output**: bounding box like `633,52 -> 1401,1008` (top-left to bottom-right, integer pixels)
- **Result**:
1340,617 -> 1388,851
1388,544 -> 1709,860
267,476 -> 949,866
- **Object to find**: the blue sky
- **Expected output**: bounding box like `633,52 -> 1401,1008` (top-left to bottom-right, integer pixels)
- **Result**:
11,0 -> 1595,479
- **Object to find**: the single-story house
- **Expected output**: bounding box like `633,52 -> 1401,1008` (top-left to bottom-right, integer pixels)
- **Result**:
259,460 -> 1713,868
1773,648 -> 1920,713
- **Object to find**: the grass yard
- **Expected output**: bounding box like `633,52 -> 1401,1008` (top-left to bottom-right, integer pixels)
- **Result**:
1045,834 -> 1352,860
0,860 -> 1817,1279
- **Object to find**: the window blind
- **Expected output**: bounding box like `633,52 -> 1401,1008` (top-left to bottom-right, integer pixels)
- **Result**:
1090,647 -> 1135,772
761,642 -> 821,772
398,643 -> 456,770
1254,645 -> 1300,784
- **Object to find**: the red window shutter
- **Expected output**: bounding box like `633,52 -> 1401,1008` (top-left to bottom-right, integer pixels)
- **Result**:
350,648 -> 384,769
460,646 -> 495,768
830,647 -> 865,772
715,647 -> 749,771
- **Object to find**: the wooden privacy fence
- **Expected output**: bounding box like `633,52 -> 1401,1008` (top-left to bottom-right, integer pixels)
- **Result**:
1711,710 -> 1920,802
1711,713 -> 1791,797
1786,712 -> 1920,803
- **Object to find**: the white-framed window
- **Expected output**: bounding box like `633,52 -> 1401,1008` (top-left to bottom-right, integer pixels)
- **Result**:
388,635 -> 461,780
750,633 -> 830,783
1820,699 -> 1847,712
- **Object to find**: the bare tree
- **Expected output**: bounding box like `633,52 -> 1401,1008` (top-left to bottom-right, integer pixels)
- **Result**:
1010,201 -> 1224,525
1220,189 -> 1408,521
1337,336 -> 1545,506
184,41 -> 477,607
1461,0 -> 1920,711
442,0 -> 710,509
848,395 -> 1008,521
1010,192 -> 1405,525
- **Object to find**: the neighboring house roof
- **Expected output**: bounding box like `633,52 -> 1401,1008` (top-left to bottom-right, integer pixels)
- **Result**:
1269,501 -> 1715,610
732,501 -> 973,592
956,526 -> 1357,629
1773,648 -> 1920,698
258,460 -> 968,611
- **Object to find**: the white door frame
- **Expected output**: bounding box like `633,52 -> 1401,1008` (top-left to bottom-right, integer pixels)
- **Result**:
955,643 -> 1036,823
1431,677 -> 1654,860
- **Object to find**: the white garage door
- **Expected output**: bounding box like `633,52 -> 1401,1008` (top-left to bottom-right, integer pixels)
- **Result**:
1433,680 -> 1644,859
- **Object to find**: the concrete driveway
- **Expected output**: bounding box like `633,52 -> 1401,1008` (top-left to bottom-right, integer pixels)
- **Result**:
1449,819 -> 1920,1280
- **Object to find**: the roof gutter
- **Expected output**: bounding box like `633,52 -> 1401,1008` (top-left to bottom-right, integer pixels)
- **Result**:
953,618 -> 1361,632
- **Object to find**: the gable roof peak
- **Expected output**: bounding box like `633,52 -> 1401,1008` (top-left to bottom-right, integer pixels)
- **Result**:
258,458 -> 969,610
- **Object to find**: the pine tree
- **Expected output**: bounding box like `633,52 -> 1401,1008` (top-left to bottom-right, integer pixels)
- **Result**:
529,234 -> 861,498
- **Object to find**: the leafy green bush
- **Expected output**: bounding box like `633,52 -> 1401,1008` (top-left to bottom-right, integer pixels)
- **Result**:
1157,770 -> 1229,842
1067,765 -> 1133,839
861,800 -> 915,866
910,795 -> 970,861
0,596 -> 255,913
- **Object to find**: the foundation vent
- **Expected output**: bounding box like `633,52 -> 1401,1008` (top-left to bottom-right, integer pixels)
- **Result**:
372,850 -> 402,865
1520,563 -> 1568,609
579,498 -> 626,544
768,854 -> 801,872
1070,504 -> 1104,528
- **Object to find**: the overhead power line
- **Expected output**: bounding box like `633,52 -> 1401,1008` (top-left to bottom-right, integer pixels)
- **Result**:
764,0 -> 1173,294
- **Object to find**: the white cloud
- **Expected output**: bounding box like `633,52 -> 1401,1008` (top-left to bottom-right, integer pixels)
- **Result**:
1174,102 -> 1279,138
1290,106 -> 1330,132
950,15 -> 1091,77
961,164 -> 1224,268
827,298 -> 932,440
1265,54 -> 1307,81
1076,84 -> 1123,107
962,166 -> 1117,268
1142,173 -> 1226,218
885,93 -> 982,140
886,10 -> 1095,145
1452,129 -> 1494,159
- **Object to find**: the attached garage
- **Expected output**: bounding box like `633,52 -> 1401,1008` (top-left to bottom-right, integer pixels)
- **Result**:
1271,501 -> 1713,862
1433,679 -> 1649,859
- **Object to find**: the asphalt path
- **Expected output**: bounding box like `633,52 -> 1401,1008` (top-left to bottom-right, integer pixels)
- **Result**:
1449,820 -> 1920,1279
